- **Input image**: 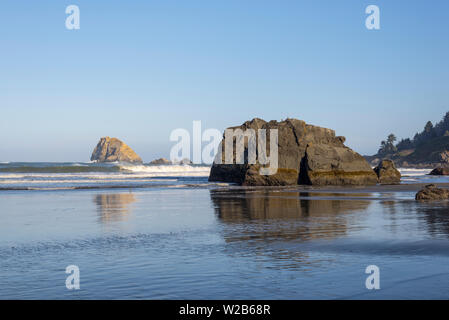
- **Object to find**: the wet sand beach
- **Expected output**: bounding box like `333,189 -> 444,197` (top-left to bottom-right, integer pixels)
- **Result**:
1,180 -> 449,299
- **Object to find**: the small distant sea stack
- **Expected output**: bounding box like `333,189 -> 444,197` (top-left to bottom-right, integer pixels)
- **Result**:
149,158 -> 172,165
374,159 -> 401,184
209,118 -> 378,186
91,137 -> 142,163
429,167 -> 449,176
172,158 -> 192,165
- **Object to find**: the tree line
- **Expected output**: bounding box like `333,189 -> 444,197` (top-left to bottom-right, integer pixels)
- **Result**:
378,111 -> 449,156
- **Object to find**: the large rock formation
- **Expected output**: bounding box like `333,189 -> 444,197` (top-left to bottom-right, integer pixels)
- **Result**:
208,118 -> 378,186
374,159 -> 401,184
91,137 -> 142,163
416,184 -> 449,200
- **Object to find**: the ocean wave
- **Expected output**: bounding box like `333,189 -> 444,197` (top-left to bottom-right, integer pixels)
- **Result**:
0,163 -> 213,191
119,164 -> 211,177
0,165 -> 121,173
0,162 -> 211,176
398,168 -> 432,176
0,173 -> 183,180
0,179 -> 178,184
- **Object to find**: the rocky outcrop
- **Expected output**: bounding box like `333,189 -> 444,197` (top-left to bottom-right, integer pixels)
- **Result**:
374,159 -> 401,184
208,118 -> 378,186
416,184 -> 449,200
173,158 -> 192,165
429,167 -> 449,176
149,158 -> 172,165
91,137 -> 142,163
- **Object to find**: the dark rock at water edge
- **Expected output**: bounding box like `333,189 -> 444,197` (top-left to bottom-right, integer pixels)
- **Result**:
173,158 -> 192,165
429,167 -> 449,176
374,159 -> 401,184
209,118 -> 378,186
149,158 -> 172,165
416,184 -> 449,200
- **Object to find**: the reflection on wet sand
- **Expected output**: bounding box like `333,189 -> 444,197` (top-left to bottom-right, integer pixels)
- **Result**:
210,190 -> 372,242
422,203 -> 449,237
383,200 -> 449,238
210,190 -> 372,270
94,193 -> 136,223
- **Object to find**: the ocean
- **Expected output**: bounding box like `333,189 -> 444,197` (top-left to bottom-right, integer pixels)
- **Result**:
0,162 -> 213,190
1,162 -> 449,299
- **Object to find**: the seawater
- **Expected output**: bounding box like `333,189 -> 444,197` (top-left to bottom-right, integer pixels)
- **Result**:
1,164 -> 449,299
0,162 -> 212,190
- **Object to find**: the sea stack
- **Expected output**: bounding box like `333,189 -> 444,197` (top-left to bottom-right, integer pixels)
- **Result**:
149,158 -> 172,165
208,118 -> 378,186
429,167 -> 449,176
374,159 -> 401,184
91,137 -> 142,163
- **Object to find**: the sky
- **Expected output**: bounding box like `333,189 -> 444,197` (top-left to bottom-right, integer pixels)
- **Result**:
1,0 -> 449,162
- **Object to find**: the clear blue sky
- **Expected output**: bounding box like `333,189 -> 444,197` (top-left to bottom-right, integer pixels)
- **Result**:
1,0 -> 448,162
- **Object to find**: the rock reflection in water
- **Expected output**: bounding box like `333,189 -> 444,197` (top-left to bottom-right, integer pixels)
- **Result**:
210,190 -> 372,242
210,189 -> 372,270
94,193 -> 136,223
384,200 -> 449,238
423,203 -> 449,237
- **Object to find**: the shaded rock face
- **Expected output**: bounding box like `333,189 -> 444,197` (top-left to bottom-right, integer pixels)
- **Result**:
149,158 -> 172,165
91,137 -> 142,163
374,159 -> 401,184
429,167 -> 449,176
208,118 -> 378,186
416,184 -> 449,200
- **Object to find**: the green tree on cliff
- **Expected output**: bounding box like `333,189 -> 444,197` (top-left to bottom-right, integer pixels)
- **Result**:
378,134 -> 397,155
396,138 -> 413,151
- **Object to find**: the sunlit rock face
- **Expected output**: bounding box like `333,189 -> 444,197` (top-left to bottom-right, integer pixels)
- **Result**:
416,184 -> 449,201
209,118 -> 378,186
374,159 -> 401,185
91,137 -> 142,163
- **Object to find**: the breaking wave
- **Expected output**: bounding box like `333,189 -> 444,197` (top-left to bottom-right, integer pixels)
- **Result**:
0,162 -> 213,191
0,163 -> 120,173
398,168 -> 432,176
119,164 -> 211,177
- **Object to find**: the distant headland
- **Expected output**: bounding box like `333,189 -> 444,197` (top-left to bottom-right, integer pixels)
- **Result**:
366,111 -> 449,169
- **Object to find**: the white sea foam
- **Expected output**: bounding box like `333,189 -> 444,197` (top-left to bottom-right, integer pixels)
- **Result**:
0,179 -> 175,184
398,168 -> 432,176
0,165 -> 211,179
119,164 -> 211,177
